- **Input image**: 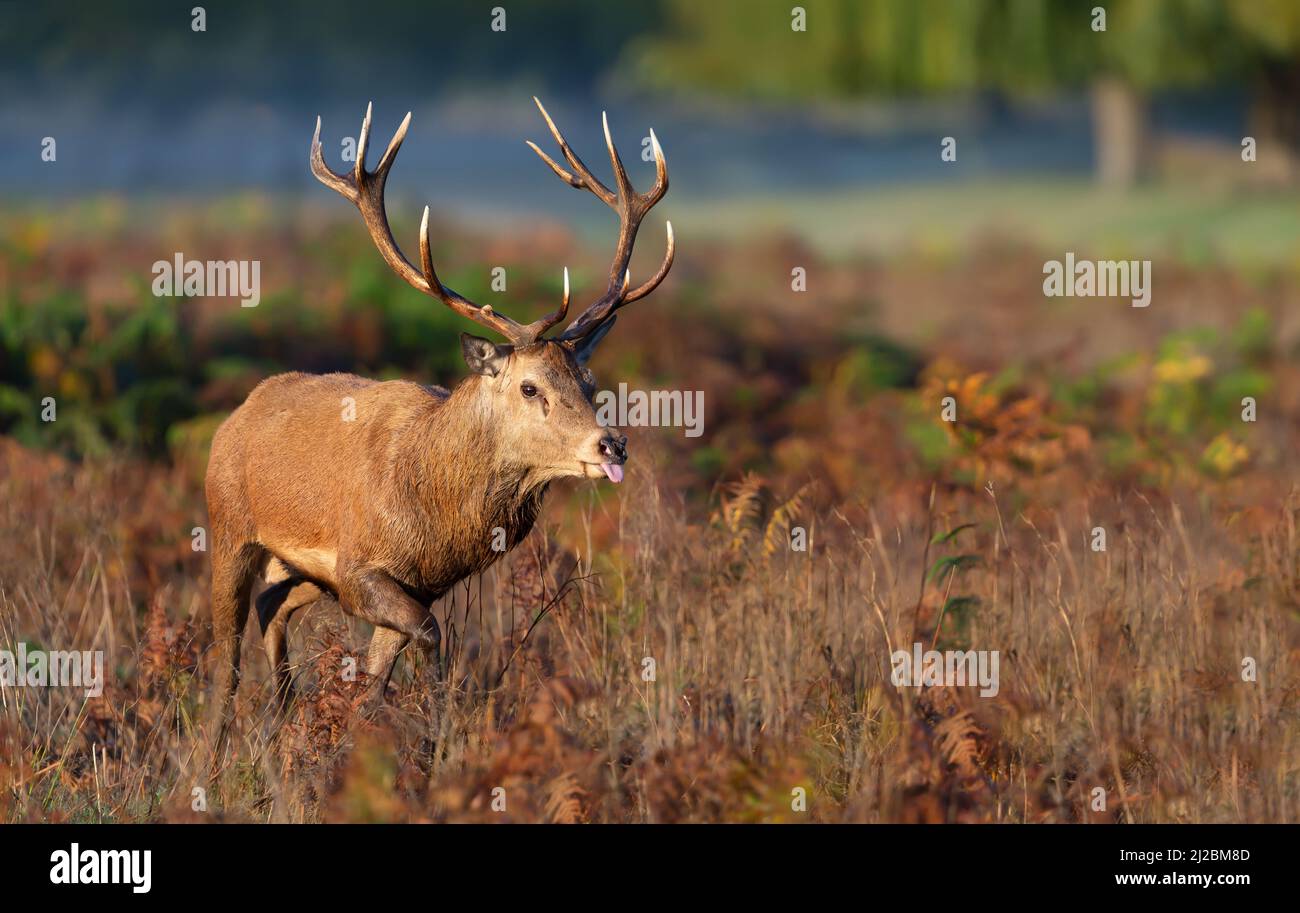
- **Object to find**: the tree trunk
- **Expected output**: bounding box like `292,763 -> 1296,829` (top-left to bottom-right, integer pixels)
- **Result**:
1090,76 -> 1148,189
1248,60 -> 1300,185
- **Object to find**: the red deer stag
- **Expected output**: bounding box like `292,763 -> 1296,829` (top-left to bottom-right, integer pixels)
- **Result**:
203,99 -> 672,748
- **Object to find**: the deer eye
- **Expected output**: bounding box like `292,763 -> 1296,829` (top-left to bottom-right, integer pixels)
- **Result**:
520,382 -> 539,398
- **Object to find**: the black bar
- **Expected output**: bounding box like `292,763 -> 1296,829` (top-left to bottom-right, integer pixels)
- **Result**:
0,823 -> 1279,899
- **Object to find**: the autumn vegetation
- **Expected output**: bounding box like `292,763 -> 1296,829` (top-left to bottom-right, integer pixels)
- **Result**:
1,202 -> 1297,822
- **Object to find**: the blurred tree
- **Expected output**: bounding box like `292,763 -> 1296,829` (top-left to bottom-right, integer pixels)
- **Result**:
626,0 -> 1240,187
980,0 -> 1234,188
1224,0 -> 1300,179
623,0 -> 986,98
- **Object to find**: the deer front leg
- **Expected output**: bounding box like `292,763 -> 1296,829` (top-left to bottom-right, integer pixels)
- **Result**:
337,568 -> 441,700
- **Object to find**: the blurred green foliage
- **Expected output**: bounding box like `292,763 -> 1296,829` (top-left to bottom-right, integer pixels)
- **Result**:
1143,315 -> 1273,452
834,334 -> 923,395
0,1 -> 664,103
7,1 -> 1300,106
1,286 -> 196,456
630,0 -> 1296,97
0,227 -> 564,461
1065,308 -> 1274,478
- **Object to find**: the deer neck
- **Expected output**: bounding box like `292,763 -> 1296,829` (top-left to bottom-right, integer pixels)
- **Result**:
402,376 -> 549,537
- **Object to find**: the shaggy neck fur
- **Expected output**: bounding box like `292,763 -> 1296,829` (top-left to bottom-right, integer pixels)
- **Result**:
389,374 -> 549,592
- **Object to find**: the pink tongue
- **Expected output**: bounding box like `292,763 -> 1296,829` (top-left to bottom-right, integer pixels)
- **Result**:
601,462 -> 624,484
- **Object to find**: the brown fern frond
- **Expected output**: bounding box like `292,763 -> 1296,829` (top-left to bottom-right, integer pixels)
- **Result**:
713,472 -> 765,552
543,772 -> 587,823
764,481 -> 813,555
934,709 -> 983,780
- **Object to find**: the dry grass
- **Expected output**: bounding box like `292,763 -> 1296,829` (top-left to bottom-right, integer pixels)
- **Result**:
2,226 -> 1298,823
2,435 -> 1296,823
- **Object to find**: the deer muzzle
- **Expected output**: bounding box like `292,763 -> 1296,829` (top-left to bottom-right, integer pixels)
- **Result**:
598,433 -> 628,483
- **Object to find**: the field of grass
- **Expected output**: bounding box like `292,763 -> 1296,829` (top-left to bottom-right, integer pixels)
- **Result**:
672,180 -> 1300,269
1,201 -> 1298,822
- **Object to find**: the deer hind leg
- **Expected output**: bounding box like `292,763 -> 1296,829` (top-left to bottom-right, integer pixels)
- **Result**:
338,568 -> 441,701
207,539 -> 264,775
255,558 -> 330,715
366,626 -> 412,701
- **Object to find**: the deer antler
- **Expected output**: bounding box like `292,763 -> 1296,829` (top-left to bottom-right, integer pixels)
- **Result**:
526,97 -> 674,342
311,103 -> 570,346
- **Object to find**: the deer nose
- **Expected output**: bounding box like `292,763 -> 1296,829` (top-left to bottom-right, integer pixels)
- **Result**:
599,434 -> 628,462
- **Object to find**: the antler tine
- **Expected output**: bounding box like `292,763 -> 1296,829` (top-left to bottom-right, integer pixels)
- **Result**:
530,97 -> 615,205
602,111 -> 633,202
517,266 -> 571,339
313,107 -> 539,344
311,116 -> 358,203
558,223 -> 671,340
525,140 -> 582,189
355,102 -> 373,184
624,220 -> 674,303
646,128 -> 669,206
376,110 -> 410,175
418,207 -> 525,340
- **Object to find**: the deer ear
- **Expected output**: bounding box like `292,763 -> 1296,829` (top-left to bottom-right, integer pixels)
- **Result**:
460,333 -> 512,377
570,315 -> 618,366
